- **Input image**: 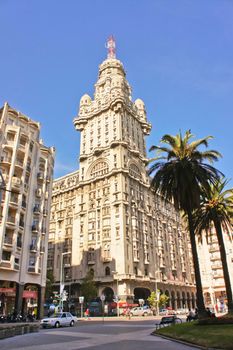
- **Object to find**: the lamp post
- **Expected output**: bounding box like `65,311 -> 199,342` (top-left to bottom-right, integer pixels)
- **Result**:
100,294 -> 105,323
155,269 -> 160,315
60,251 -> 70,312
112,271 -> 119,317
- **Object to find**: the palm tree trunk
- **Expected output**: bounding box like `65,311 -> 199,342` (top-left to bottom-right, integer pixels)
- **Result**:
187,209 -> 207,318
214,220 -> 233,314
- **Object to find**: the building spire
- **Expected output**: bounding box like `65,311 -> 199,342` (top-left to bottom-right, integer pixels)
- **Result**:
106,35 -> 116,59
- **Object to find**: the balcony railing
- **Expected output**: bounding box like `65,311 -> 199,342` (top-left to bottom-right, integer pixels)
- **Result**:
32,224 -> 39,232
4,236 -> 13,245
37,172 -> 44,180
7,215 -> 16,225
15,159 -> 24,167
12,177 -> 21,187
30,244 -> 37,251
33,205 -> 40,214
1,156 -> 12,163
9,195 -> 18,205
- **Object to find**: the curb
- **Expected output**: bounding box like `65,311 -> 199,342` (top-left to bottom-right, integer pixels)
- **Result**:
151,332 -> 224,350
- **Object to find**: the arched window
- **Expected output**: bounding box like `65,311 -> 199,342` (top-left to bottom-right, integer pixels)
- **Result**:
89,268 -> 94,276
129,164 -> 141,180
90,161 -> 109,178
105,266 -> 110,276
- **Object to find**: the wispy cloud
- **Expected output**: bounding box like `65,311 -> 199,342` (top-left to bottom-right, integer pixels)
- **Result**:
149,58 -> 233,96
54,160 -> 77,177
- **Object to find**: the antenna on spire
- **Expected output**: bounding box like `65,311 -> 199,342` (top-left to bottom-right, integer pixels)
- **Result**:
106,35 -> 116,59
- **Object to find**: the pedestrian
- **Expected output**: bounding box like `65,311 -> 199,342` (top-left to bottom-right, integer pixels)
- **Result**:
186,309 -> 195,322
126,307 -> 131,320
84,308 -> 91,320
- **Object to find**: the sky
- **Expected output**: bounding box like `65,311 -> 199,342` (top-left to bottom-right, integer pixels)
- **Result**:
0,0 -> 232,184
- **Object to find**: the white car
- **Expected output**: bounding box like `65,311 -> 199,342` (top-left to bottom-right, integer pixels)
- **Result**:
130,307 -> 153,316
41,312 -> 77,328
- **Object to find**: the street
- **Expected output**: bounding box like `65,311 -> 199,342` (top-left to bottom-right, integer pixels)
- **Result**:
0,319 -> 197,350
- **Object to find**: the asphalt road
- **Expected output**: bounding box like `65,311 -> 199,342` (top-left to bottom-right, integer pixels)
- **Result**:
0,319 -> 197,350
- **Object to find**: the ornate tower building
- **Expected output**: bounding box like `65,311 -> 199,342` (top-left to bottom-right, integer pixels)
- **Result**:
49,38 -> 196,309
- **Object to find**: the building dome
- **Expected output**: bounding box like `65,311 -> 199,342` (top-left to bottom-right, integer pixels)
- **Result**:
135,98 -> 145,110
80,94 -> 92,106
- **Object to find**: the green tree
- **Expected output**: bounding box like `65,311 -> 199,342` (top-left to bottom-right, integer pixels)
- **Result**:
148,130 -> 221,317
193,178 -> 233,314
80,270 -> 98,303
148,291 -> 157,313
159,293 -> 169,308
45,270 -> 55,299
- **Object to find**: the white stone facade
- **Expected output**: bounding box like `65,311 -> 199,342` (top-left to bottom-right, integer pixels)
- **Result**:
48,55 -> 197,309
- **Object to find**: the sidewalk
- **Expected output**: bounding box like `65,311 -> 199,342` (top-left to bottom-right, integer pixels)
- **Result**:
78,315 -> 162,322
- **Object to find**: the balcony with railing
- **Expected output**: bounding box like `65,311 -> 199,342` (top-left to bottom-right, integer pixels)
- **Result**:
32,224 -> 39,232
15,158 -> 24,168
30,243 -> 38,252
35,189 -> 42,197
40,245 -> 45,253
41,226 -> 47,234
37,172 -> 44,181
12,176 -> 22,188
1,156 -> 12,164
33,205 -> 40,214
3,234 -> 14,246
209,244 -> 219,253
6,215 -> 16,226
9,194 -> 19,207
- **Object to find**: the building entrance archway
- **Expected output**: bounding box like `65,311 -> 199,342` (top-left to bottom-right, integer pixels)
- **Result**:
102,287 -> 114,302
134,287 -> 150,304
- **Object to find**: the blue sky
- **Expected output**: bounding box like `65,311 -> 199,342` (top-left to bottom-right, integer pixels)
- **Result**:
0,0 -> 232,184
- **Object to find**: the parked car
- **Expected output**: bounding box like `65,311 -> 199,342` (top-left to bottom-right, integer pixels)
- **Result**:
159,309 -> 168,315
176,308 -> 188,315
130,307 -> 153,316
159,308 -> 176,316
40,312 -> 77,328
167,308 -> 176,315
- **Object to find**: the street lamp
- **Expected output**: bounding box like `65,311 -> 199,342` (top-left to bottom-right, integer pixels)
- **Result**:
112,271 -> 119,317
154,269 -> 160,315
60,251 -> 71,312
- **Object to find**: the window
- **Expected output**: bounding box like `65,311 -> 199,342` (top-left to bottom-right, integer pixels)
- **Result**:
29,255 -> 36,266
129,164 -> 141,179
90,161 -> 109,178
2,251 -> 11,261
105,266 -> 110,276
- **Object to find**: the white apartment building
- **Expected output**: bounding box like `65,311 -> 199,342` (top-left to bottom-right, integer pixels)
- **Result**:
198,229 -> 233,312
48,40 -> 197,311
0,103 -> 55,318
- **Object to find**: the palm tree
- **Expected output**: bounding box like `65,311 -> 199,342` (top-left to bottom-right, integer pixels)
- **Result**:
148,130 -> 221,317
193,179 -> 233,314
